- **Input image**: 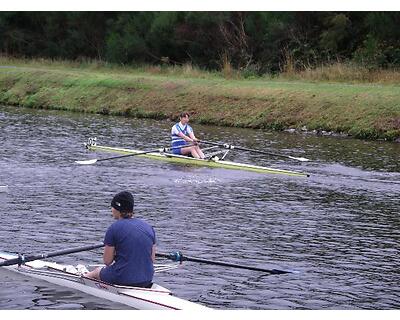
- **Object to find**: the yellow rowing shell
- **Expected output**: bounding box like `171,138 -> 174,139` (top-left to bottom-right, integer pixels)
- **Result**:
86,144 -> 310,177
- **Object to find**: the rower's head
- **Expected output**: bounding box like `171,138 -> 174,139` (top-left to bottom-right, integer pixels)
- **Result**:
179,112 -> 190,124
111,191 -> 134,219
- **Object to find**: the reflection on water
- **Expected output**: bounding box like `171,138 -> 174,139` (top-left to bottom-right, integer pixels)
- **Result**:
0,105 -> 399,309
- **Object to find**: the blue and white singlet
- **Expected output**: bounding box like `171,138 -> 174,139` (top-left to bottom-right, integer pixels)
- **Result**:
171,122 -> 193,154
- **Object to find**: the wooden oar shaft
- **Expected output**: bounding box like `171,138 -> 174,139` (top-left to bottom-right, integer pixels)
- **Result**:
156,252 -> 293,275
0,243 -> 104,267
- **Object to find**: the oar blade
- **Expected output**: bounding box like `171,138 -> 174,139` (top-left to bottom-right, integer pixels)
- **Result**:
75,159 -> 98,165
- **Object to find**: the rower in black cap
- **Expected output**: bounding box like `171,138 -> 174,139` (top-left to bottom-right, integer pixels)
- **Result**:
85,191 -> 156,287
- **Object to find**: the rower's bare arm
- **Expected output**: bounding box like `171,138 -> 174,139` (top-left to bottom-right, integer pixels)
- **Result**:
189,132 -> 196,140
178,132 -> 192,142
103,245 -> 115,265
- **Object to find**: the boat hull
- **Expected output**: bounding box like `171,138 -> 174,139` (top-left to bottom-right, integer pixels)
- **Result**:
86,144 -> 309,177
0,252 -> 209,310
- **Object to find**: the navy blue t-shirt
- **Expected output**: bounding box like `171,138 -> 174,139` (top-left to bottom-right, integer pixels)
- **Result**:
100,217 -> 156,286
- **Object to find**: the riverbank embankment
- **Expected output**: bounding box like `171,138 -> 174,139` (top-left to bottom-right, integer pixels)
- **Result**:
0,59 -> 399,141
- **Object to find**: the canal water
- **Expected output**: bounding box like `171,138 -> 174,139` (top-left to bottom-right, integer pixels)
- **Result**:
0,105 -> 399,309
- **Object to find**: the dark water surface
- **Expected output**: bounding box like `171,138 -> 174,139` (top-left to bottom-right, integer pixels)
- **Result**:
0,106 -> 399,310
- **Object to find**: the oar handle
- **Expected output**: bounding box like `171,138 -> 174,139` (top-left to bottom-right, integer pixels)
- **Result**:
156,251 -> 295,275
199,140 -> 234,150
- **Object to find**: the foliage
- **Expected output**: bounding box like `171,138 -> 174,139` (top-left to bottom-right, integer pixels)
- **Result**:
0,12 -> 400,73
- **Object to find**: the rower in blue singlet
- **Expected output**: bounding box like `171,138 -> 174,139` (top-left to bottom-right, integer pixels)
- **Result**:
84,191 -> 156,287
171,112 -> 205,159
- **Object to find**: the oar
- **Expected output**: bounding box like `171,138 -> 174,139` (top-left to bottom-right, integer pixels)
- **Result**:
0,243 -> 104,267
200,140 -> 310,162
156,251 -> 296,275
75,144 -> 194,165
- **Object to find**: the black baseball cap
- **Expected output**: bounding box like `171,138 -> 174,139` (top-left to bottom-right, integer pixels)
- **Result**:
111,191 -> 134,213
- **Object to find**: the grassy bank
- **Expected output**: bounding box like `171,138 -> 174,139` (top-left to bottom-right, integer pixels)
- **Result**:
0,57 -> 399,141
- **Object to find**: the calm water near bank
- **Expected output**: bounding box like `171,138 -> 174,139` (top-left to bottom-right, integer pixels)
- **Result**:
0,105 -> 399,309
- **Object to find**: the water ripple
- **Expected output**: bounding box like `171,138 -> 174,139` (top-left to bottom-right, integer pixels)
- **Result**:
0,106 -> 399,309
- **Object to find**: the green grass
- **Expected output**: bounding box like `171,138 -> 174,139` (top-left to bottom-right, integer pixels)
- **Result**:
0,57 -> 399,141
